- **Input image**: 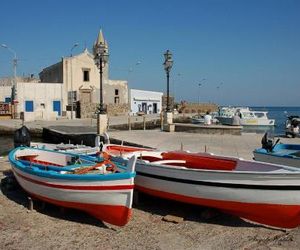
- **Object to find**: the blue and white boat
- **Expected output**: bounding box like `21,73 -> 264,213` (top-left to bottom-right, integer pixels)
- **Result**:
253,134 -> 300,168
9,147 -> 136,226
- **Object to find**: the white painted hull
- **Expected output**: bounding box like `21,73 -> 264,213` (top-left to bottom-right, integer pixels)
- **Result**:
9,147 -> 136,226
240,118 -> 275,126
106,145 -> 300,228
254,152 -> 300,168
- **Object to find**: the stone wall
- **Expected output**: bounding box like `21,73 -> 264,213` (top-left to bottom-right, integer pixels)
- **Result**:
79,102 -> 129,118
107,103 -> 129,116
79,87 -> 129,118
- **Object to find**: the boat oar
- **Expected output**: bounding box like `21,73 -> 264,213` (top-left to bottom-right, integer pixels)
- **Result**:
73,152 -> 116,174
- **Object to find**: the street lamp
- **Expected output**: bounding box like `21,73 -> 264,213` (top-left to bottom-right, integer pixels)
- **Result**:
163,50 -> 173,112
70,43 -> 79,119
93,30 -> 109,135
1,44 -> 17,118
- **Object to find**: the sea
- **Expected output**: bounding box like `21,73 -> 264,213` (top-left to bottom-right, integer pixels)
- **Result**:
0,106 -> 299,155
245,106 -> 300,135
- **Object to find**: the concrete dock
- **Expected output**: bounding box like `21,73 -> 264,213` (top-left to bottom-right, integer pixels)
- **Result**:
1,116 -> 299,160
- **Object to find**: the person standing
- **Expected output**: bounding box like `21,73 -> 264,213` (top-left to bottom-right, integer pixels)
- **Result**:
204,111 -> 212,125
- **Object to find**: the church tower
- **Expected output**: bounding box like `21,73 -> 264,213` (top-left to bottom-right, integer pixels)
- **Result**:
94,29 -> 109,80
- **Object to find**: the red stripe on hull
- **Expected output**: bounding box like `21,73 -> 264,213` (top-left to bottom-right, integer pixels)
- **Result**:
14,169 -> 134,191
136,185 -> 300,228
22,187 -> 132,226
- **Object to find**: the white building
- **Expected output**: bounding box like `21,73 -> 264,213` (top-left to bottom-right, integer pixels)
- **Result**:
0,30 -> 129,121
130,89 -> 163,115
0,82 -> 63,121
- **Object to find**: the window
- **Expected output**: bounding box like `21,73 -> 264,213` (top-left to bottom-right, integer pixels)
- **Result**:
114,97 -> 120,104
25,100 -> 34,112
115,89 -> 119,95
83,70 -> 90,81
68,91 -> 77,104
4,97 -> 11,103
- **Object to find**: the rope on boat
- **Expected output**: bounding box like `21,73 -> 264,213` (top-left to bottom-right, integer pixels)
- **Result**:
73,152 -> 117,174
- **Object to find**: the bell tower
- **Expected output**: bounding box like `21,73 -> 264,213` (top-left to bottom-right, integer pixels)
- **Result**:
94,29 -> 109,80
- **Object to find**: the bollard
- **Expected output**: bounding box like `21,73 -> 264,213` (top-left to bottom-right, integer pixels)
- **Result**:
107,117 -> 110,130
143,116 -> 146,130
205,145 -> 207,153
128,116 -> 131,131
28,197 -> 33,211
160,112 -> 164,131
180,142 -> 183,151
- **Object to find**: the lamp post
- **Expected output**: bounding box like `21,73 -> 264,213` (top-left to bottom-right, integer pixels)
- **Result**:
93,30 -> 109,135
163,50 -> 173,112
70,43 -> 79,119
1,44 -> 17,118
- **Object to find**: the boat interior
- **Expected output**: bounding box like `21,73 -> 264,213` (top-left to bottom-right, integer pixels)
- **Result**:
108,146 -> 295,172
14,148 -> 119,174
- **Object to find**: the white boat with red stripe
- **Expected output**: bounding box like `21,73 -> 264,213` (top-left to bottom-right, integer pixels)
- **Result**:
9,147 -> 136,226
103,144 -> 300,229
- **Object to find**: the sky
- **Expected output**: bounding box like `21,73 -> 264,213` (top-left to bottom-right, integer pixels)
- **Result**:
0,0 -> 299,106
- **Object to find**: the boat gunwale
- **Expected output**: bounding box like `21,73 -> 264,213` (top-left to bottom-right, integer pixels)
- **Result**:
9,147 -> 136,181
136,156 -> 300,176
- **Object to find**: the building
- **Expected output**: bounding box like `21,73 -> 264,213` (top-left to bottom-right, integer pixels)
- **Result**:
0,30 -> 129,121
39,30 -> 128,118
130,89 -> 163,115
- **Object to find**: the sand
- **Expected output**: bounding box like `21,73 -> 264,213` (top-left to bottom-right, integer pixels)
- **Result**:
1,153 -> 300,250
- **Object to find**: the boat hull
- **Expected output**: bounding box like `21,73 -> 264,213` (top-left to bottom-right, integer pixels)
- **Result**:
254,144 -> 300,168
254,152 -> 300,168
240,118 -> 275,126
215,116 -> 234,125
9,148 -> 136,226
135,160 -> 300,228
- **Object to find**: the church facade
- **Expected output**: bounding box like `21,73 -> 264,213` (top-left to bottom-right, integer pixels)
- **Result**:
39,30 -> 128,118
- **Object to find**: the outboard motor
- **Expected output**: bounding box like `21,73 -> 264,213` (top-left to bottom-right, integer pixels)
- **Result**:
14,126 -> 31,148
261,132 -> 273,152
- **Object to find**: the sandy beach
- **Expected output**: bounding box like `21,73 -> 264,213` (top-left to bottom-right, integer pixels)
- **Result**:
1,132 -> 300,249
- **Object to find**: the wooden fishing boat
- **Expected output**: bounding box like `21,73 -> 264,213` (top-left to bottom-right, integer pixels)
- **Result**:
253,133 -> 300,168
254,143 -> 300,168
9,147 -> 136,226
104,144 -> 300,228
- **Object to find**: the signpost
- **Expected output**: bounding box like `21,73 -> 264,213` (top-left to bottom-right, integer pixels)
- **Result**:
0,102 -> 12,118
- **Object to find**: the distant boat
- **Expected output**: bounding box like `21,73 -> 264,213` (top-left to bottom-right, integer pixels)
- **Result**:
103,143 -> 300,228
191,115 -> 205,124
285,116 -> 300,138
216,107 -> 275,126
9,147 -> 136,226
191,112 -> 219,125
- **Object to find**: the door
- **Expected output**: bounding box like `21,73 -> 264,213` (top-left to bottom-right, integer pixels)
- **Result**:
53,100 -> 61,116
142,102 -> 147,114
153,103 -> 157,113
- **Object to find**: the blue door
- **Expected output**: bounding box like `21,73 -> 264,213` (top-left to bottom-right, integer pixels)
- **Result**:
25,100 -> 34,112
53,101 -> 61,116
